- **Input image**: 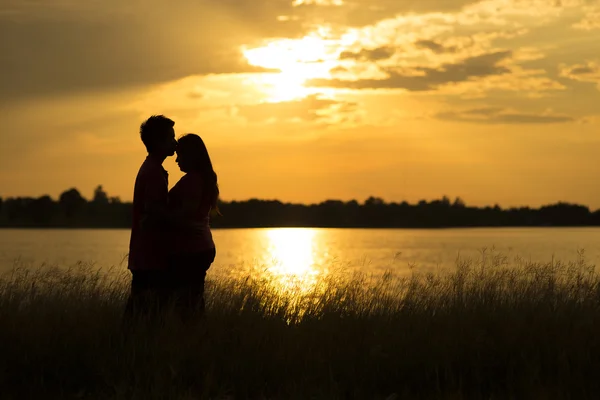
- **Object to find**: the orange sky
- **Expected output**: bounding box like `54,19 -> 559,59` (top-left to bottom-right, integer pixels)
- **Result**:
1,0 -> 600,208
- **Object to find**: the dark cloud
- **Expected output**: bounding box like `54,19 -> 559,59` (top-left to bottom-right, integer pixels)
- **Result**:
0,19 -> 274,102
559,62 -> 600,87
494,114 -> 575,124
237,94 -> 356,123
330,66 -> 350,74
340,47 -> 395,61
569,66 -> 595,75
186,90 -> 205,100
435,108 -> 575,124
0,0 -> 306,102
310,51 -> 512,91
459,107 -> 504,116
415,40 -> 458,54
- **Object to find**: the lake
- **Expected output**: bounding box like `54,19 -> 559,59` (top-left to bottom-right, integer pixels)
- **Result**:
1,227 -> 599,284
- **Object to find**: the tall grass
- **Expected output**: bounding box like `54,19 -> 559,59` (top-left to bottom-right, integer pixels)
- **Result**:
2,250 -> 600,399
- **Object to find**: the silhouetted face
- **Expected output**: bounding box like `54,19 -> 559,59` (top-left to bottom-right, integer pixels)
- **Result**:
175,144 -> 195,173
154,127 -> 177,157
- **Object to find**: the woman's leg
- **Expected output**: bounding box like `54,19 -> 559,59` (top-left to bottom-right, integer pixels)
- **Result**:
174,248 -> 216,321
196,247 -> 216,316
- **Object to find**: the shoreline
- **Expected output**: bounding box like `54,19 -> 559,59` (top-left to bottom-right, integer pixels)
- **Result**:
1,224 -> 600,230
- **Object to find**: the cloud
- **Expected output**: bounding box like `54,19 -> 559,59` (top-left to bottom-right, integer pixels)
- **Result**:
339,47 -> 395,61
340,0 -> 480,27
310,0 -> 587,80
309,51 -> 512,90
435,107 -> 576,124
306,22 -> 564,97
415,40 -> 458,54
0,0 -> 311,102
335,0 -> 585,46
292,0 -> 343,5
187,90 -> 205,100
236,94 -> 357,123
0,0 -> 594,105
441,66 -> 566,98
560,61 -> 600,88
572,4 -> 600,30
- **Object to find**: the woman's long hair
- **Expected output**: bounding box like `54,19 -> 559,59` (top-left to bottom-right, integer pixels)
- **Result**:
177,134 -> 220,215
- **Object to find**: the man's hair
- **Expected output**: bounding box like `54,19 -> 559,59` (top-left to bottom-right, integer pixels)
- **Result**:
140,115 -> 175,152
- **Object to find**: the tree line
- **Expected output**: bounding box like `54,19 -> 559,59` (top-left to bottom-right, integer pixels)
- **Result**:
0,185 -> 598,229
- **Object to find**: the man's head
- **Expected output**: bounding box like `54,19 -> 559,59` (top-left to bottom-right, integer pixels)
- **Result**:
140,115 -> 177,157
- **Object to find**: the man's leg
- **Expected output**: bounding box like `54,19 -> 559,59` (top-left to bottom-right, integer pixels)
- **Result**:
122,270 -> 150,329
152,269 -> 174,317
123,270 -> 170,322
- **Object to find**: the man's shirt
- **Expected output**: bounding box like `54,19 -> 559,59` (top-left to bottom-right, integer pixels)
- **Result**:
128,155 -> 169,270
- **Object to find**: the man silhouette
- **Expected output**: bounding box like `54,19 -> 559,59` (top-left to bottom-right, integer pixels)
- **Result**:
124,115 -> 177,320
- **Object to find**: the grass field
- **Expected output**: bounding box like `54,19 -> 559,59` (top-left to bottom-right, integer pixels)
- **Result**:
1,250 -> 600,399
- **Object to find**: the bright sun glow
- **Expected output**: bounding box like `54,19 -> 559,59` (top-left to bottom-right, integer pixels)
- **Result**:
243,35 -> 338,102
265,228 -> 321,293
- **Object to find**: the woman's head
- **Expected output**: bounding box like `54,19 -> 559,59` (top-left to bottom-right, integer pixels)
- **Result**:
176,134 -> 210,173
176,134 -> 220,211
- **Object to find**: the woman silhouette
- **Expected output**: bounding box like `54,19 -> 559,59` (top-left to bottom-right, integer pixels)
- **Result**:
167,133 -> 220,320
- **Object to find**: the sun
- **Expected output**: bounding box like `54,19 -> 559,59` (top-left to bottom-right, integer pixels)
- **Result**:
242,35 -> 337,102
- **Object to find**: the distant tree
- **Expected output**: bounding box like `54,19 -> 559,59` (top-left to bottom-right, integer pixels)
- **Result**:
31,195 -> 56,225
3,198 -> 25,223
3,189 -> 600,228
538,202 -> 590,226
59,188 -> 86,219
453,197 -> 466,208
346,200 -> 359,207
365,197 -> 385,206
315,200 -> 346,227
93,185 -> 109,205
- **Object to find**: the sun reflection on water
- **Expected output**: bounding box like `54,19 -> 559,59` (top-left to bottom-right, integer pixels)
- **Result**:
264,228 -> 322,294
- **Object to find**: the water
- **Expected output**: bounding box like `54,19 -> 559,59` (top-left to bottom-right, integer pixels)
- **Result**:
1,228 -> 599,281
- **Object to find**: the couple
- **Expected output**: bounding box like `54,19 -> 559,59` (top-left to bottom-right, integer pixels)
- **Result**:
124,115 -> 219,322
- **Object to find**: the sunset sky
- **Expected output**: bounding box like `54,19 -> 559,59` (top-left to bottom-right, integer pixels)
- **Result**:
1,0 -> 599,208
